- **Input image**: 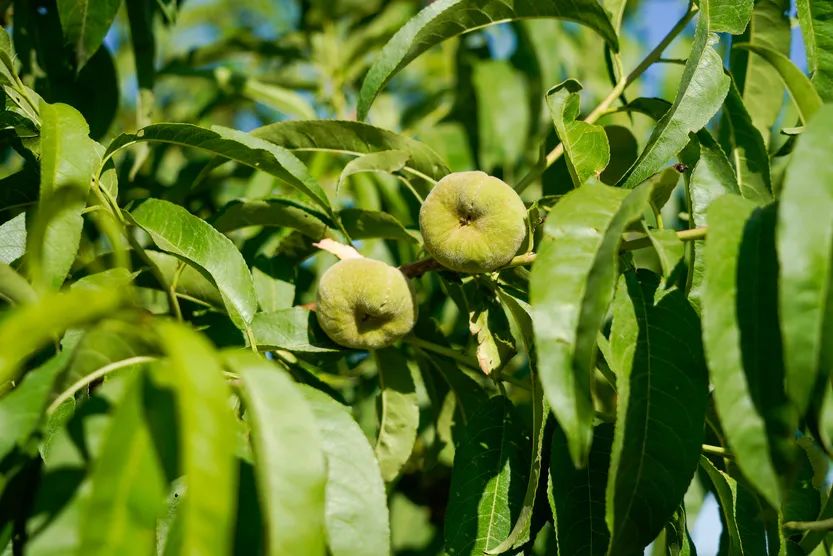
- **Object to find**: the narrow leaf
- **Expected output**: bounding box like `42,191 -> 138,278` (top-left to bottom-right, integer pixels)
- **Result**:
302,386 -> 391,556
357,0 -> 618,119
796,0 -> 833,102
153,322 -> 237,556
473,60 -> 530,172
530,182 -> 654,466
213,199 -> 329,238
252,308 -> 343,353
702,195 -> 781,508
620,0 -> 730,189
549,423 -> 614,555
443,397 -> 529,555
106,123 -> 332,214
721,81 -> 772,203
777,104 -> 833,416
0,286 -> 123,389
252,120 -> 449,182
337,150 -> 410,193
339,208 -> 419,243
734,43 -> 823,124
0,212 -> 26,264
130,198 -> 257,328
710,0 -> 754,34
546,79 -> 610,187
35,102 -> 98,289
606,271 -> 709,555
374,348 -> 419,483
79,372 -> 167,556
230,352 -> 327,556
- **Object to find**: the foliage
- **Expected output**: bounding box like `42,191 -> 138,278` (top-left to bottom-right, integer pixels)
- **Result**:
0,0 -> 832,554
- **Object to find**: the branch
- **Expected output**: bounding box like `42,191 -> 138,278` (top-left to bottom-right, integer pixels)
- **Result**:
783,518 -> 833,532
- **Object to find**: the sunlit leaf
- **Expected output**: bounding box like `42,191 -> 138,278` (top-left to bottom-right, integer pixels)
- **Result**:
56,0 -> 121,69
230,352 -> 327,556
131,198 -> 257,329
530,182 -> 653,466
302,386 -> 391,556
796,0 -> 833,102
374,348 -> 419,483
252,308 -> 343,353
546,79 -> 610,187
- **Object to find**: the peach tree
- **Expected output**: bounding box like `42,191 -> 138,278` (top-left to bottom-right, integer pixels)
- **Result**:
0,0 -> 832,554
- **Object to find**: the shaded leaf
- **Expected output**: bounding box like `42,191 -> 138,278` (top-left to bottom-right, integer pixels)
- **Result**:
777,104 -> 833,416
374,348 -> 419,483
530,182 -> 653,466
253,120 -> 449,182
721,81 -> 772,203
79,372 -> 167,556
473,60 -> 530,172
549,423 -> 613,556
468,293 -> 516,376
302,386 -> 391,556
700,456 -> 769,555
443,397 -> 529,555
339,208 -> 419,243
230,352 -> 327,556
0,286 -> 123,389
357,0 -> 618,119
0,262 -> 37,305
620,1 -> 730,189
646,228 -> 684,279
546,79 -> 610,187
213,199 -> 329,238
131,198 -> 257,328
252,308 -> 343,353
606,271 -> 709,555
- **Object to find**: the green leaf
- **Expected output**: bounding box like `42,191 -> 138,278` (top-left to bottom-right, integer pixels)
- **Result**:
141,250 -> 225,312
646,228 -> 684,279
468,292 -> 516,376
302,386 -> 391,556
0,212 -> 26,264
35,102 -> 98,289
105,123 -> 332,214
684,130 -> 740,311
56,0 -> 121,70
0,352 -> 67,458
720,81 -> 772,203
710,0 -> 754,34
733,44 -> 823,125
702,195 -> 781,508
0,286 -> 123,390
530,182 -> 653,466
546,79 -> 610,188
619,1 -> 730,189
130,198 -> 257,328
339,208 -> 419,243
252,308 -> 343,353
729,0 -> 791,143
601,125 -> 638,186
606,271 -> 709,555
473,60 -> 530,172
252,120 -> 449,182
797,0 -> 833,103
337,150 -> 410,193
777,104 -> 833,416
356,0 -> 618,120
485,374 -> 548,553
443,397 -> 529,555
153,322 -> 237,556
252,255 -> 296,313
229,352 -> 327,556
549,423 -> 613,556
79,372 -> 167,556
374,348 -> 419,483
213,199 -> 329,238
700,456 -> 769,555
0,262 -> 36,305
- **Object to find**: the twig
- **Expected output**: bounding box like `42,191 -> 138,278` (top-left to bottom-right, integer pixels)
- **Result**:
784,518 -> 833,532
701,444 -> 733,459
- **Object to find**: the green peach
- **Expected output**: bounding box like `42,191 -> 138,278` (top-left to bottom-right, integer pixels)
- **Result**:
315,258 -> 417,350
418,171 -> 527,273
